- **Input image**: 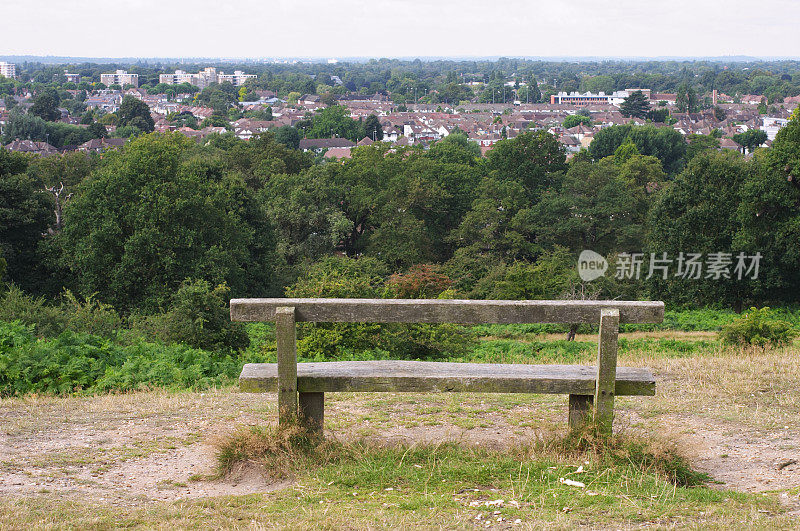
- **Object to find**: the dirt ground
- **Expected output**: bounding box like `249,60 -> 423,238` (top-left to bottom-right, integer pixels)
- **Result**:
1,385 -> 798,507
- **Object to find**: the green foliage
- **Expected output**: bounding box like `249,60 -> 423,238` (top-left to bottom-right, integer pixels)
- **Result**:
562,114 -> 591,129
719,307 -> 799,346
0,153 -> 54,292
286,256 -> 474,360
676,83 -> 699,113
1,110 -> 98,148
0,285 -> 122,339
362,114 -> 383,141
302,105 -> 364,141
685,134 -> 720,161
646,107 -> 670,123
590,125 -> 687,174
273,125 -> 300,150
131,279 -> 248,352
0,322 -> 240,396
57,133 -> 280,312
734,111 -> 800,304
485,131 -> 567,202
29,88 -> 61,121
117,95 -> 154,132
733,129 -> 768,153
646,151 -> 753,307
619,90 -> 650,118
528,157 -> 651,255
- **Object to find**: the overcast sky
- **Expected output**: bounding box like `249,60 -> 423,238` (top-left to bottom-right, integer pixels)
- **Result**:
3,0 -> 799,59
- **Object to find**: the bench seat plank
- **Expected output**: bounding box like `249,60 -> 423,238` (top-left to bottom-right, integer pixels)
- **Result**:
239,361 -> 655,396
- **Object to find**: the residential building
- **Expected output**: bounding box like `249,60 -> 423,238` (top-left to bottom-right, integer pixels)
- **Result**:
217,70 -> 257,86
64,71 -> 81,83
761,117 -> 789,141
0,62 -> 16,79
159,70 -> 198,86
550,89 -> 649,106
100,70 -> 139,88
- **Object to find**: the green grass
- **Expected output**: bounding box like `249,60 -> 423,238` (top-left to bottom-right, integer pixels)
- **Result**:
1,429 -> 789,529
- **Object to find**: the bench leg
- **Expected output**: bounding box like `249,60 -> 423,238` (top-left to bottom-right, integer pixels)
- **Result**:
568,394 -> 593,429
595,309 -> 620,435
299,392 -> 324,437
276,307 -> 298,427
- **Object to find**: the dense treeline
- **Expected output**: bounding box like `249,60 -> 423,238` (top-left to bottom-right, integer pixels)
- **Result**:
4,58 -> 800,105
3,109 -> 800,320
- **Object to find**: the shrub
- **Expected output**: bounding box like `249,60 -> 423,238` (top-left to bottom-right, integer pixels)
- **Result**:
0,286 -> 67,337
719,307 -> 799,347
384,264 -> 452,299
0,286 -> 123,339
0,322 -> 240,396
286,256 -> 475,360
131,279 -> 249,353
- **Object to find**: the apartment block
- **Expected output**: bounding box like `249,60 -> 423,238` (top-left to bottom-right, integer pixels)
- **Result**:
217,70 -> 258,87
0,62 -> 16,79
100,70 -> 139,88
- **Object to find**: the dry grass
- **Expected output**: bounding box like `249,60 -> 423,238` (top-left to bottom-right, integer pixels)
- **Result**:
1,332 -> 800,527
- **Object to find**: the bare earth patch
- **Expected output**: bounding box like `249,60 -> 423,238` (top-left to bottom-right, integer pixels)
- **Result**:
1,336 -> 799,512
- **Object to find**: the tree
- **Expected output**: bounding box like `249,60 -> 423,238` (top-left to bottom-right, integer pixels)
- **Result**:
363,114 -> 383,141
0,149 -> 55,293
646,151 -> 752,307
646,107 -> 670,123
273,125 -> 301,150
426,132 -> 481,165
87,122 -> 108,138
685,134 -> 720,161
619,90 -> 650,118
676,83 -> 699,113
563,114 -> 591,128
733,129 -> 768,153
307,105 -> 364,141
117,95 -> 154,132
57,133 -> 279,312
589,125 -> 687,174
734,109 -> 800,303
528,157 -> 650,256
485,131 -> 568,202
29,88 -> 61,122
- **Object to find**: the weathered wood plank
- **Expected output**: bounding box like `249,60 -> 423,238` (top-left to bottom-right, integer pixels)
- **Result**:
299,392 -> 324,436
239,361 -> 655,396
594,309 -> 620,434
230,298 -> 664,325
568,394 -> 593,429
275,306 -> 298,425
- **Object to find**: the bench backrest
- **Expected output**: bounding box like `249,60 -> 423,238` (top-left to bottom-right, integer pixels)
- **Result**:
230,298 -> 664,324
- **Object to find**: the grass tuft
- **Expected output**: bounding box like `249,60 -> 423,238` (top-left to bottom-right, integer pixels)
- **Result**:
215,423 -> 345,480
544,426 -> 709,487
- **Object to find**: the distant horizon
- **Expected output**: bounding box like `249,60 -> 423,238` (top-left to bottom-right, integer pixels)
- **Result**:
3,54 -> 800,65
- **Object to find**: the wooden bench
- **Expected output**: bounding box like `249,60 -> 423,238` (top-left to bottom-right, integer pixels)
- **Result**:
232,298 -> 663,436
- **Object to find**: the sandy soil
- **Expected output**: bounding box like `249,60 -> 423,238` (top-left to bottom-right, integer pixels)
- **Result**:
1,384 -> 798,508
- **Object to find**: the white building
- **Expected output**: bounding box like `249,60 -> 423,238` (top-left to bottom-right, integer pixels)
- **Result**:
159,67 -> 220,89
0,62 -> 16,79
100,70 -> 139,88
761,117 -> 789,141
217,70 -> 258,87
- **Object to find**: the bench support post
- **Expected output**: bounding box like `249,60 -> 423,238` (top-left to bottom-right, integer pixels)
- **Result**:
594,308 -> 619,435
275,306 -> 298,427
568,394 -> 593,429
299,392 -> 324,436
